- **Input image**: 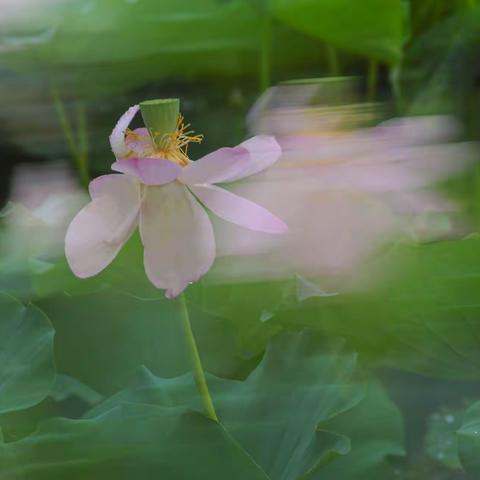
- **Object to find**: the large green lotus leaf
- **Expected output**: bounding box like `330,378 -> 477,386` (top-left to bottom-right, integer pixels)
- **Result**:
0,404 -> 269,480
0,0 -> 326,96
189,278 -> 295,357
36,288 -> 247,395
379,308 -> 480,380
0,374 -> 103,443
40,0 -> 263,65
372,236 -> 480,379
210,332 -> 363,479
457,401 -> 480,474
0,293 -> 55,415
310,382 -> 405,479
270,0 -> 403,64
49,374 -> 103,406
85,331 -> 364,479
2,0 -> 261,66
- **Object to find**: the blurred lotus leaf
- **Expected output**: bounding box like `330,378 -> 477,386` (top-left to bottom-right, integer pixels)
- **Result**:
313,382 -> 405,479
401,5 -> 480,115
50,374 -> 103,406
86,331 -> 363,478
425,406 -> 464,470
274,236 -> 480,381
0,405 -> 271,479
457,400 -> 480,474
0,0 -> 329,96
0,293 -> 55,415
270,0 -> 404,64
0,331 -> 374,478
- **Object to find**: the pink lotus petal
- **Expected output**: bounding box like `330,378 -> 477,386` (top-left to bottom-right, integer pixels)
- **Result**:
112,157 -> 182,185
65,174 -> 140,278
225,135 -> 282,182
109,105 -> 139,160
139,182 -> 215,298
190,184 -> 287,234
180,146 -> 249,185
125,128 -> 153,155
88,173 -> 124,199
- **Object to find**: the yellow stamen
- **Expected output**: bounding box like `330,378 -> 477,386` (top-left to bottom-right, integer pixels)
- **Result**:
153,114 -> 203,167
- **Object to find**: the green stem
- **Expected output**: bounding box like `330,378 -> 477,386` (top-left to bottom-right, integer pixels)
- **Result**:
51,89 -> 89,186
389,62 -> 404,113
474,155 -> 480,227
367,60 -> 379,101
325,44 -> 340,76
178,293 -> 218,422
259,14 -> 272,93
75,101 -> 90,186
51,89 -> 77,158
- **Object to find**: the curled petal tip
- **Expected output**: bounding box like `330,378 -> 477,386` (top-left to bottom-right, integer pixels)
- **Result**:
269,218 -> 289,234
109,105 -> 140,160
165,288 -> 182,299
224,135 -> 282,182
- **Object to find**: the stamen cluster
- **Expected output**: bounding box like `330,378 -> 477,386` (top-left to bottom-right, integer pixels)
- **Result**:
154,114 -> 204,166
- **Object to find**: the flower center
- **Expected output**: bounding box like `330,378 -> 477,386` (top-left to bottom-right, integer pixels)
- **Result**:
152,114 -> 203,167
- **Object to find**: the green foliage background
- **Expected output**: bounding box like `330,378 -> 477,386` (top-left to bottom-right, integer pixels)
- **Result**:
1,0 -> 480,478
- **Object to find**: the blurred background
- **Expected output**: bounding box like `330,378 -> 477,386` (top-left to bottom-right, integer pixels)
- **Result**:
0,0 -> 478,204
2,1 -> 480,479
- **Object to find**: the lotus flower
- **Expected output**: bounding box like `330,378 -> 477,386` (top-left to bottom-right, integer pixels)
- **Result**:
65,104 -> 286,298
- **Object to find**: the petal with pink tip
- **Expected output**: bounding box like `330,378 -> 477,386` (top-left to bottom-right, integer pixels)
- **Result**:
65,174 -> 141,278
181,136 -> 281,186
225,135 -> 282,182
112,157 -> 182,185
179,146 -> 249,185
140,182 -> 215,298
190,184 -> 287,234
109,105 -> 139,159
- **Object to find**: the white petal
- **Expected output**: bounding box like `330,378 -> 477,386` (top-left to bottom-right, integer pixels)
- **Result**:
65,175 -> 141,278
109,105 -> 139,160
139,182 -> 215,298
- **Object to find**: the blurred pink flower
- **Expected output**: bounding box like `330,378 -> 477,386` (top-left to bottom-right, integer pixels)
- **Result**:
65,105 -> 286,298
2,162 -> 88,263
210,81 -> 477,289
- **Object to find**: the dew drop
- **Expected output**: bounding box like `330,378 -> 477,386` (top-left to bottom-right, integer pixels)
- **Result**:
445,414 -> 454,424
